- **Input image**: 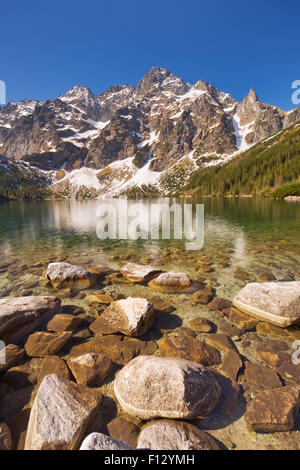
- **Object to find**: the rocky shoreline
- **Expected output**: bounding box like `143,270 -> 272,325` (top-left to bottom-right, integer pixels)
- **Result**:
0,261 -> 300,450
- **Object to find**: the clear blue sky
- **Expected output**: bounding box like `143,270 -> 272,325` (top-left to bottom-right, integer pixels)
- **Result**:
1,0 -> 299,109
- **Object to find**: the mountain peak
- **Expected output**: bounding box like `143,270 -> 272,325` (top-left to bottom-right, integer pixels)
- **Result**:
246,88 -> 259,102
59,85 -> 95,102
136,67 -> 190,97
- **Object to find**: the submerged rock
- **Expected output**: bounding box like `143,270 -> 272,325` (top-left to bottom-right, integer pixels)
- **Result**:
148,272 -> 193,293
120,263 -> 163,282
243,361 -> 282,390
114,355 -> 221,420
190,286 -> 214,305
187,318 -> 214,333
47,314 -> 82,332
0,296 -> 61,344
46,262 -> 96,290
233,281 -> 300,327
107,417 -> 140,449
80,432 -> 133,450
137,420 -> 220,450
25,374 -> 102,450
67,353 -> 112,386
245,385 -> 300,432
90,298 -> 154,337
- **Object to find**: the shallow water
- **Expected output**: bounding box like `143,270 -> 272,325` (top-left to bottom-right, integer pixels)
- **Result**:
0,197 -> 299,299
1,197 -> 300,450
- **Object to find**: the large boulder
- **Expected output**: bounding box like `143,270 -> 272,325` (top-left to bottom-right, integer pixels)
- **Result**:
245,385 -> 300,432
0,296 -> 61,344
46,262 -> 96,290
90,298 -> 154,337
137,420 -> 220,450
25,374 -> 102,450
233,281 -> 300,327
80,432 -> 133,450
114,355 -> 221,420
67,353 -> 112,386
148,272 -> 193,293
120,263 -> 163,282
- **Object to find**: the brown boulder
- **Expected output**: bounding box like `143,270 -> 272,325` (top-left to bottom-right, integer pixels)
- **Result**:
67,335 -> 157,365
90,298 -> 154,337
25,331 -> 72,357
47,314 -> 82,332
67,353 -> 112,386
245,386 -> 300,432
159,335 -> 221,366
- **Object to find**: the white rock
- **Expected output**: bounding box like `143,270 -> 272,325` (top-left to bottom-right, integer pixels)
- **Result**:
120,263 -> 162,282
80,432 -> 133,450
46,262 -> 95,289
233,281 -> 300,327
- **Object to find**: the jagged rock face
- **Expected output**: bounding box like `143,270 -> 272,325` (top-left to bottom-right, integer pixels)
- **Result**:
0,67 -> 299,193
98,85 -> 135,121
235,88 -> 300,145
86,107 -> 146,168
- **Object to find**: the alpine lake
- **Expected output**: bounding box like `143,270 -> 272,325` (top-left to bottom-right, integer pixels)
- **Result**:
1,197 -> 300,450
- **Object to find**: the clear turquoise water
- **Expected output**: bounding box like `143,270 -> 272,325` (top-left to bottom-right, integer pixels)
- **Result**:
0,198 -> 299,298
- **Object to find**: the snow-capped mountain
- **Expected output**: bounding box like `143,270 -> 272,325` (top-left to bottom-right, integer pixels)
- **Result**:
0,67 -> 299,198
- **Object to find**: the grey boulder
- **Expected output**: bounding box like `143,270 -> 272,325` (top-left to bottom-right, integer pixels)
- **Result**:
114,355 -> 221,420
137,420 -> 220,450
25,374 -> 102,450
0,296 -> 61,344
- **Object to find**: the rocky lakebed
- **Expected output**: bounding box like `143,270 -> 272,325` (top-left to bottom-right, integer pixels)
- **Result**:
0,256 -> 300,451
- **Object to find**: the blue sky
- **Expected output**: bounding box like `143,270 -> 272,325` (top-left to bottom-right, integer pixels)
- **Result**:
1,0 -> 299,109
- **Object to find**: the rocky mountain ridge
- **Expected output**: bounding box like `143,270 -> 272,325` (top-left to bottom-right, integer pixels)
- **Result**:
0,67 -> 299,198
